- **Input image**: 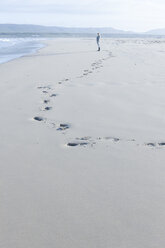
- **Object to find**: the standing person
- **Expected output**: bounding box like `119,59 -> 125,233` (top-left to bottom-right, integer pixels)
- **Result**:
96,33 -> 100,51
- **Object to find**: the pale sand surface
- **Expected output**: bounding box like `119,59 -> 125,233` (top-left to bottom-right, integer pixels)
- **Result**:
1,38 -> 165,247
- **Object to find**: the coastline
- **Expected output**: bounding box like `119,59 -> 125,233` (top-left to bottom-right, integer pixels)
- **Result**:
0,37 -> 48,65
1,37 -> 165,247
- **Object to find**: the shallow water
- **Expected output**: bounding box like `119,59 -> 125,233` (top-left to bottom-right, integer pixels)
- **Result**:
0,37 -> 45,64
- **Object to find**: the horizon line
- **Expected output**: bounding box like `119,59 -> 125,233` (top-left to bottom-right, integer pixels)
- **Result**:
0,23 -> 165,33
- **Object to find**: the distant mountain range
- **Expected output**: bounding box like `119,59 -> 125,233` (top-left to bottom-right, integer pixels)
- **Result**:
0,24 -> 133,34
146,28 -> 165,35
0,24 -> 165,35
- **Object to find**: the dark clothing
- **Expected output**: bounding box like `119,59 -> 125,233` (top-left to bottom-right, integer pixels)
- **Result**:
96,35 -> 100,43
96,35 -> 100,51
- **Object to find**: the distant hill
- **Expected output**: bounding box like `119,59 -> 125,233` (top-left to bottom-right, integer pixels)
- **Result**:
0,24 -> 134,34
146,28 -> 165,35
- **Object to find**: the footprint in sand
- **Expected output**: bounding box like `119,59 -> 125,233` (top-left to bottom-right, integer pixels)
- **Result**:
61,78 -> 69,83
145,142 -> 165,148
71,136 -> 96,147
57,123 -> 70,131
67,142 -> 89,147
76,136 -> 92,141
38,86 -> 51,90
146,142 -> 165,147
33,116 -> 45,121
103,137 -> 120,142
158,142 -> 165,146
43,100 -> 50,104
44,106 -> 52,111
146,142 -> 156,147
50,93 -> 57,97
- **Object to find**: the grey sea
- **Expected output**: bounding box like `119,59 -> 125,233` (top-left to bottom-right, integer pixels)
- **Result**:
0,35 -> 45,64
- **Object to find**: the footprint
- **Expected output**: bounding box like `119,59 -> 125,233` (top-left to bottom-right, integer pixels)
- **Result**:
67,142 -> 88,147
67,143 -> 79,147
38,86 -> 51,90
104,137 -> 120,142
44,107 -> 52,111
57,123 -> 70,131
146,143 -> 156,147
63,79 -> 69,82
33,116 -> 45,121
158,142 -> 165,146
42,91 -> 48,94
50,94 -> 57,97
43,100 -> 50,104
76,136 -> 91,141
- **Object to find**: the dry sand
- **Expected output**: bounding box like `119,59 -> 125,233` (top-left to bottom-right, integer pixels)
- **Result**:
1,38 -> 165,247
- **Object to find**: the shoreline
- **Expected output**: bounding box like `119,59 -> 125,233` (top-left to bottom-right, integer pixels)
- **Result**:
0,38 -> 49,65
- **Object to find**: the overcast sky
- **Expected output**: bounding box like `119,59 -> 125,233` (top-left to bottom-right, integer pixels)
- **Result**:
0,0 -> 165,32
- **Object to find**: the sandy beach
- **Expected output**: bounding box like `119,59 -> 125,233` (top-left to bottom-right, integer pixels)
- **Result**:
1,37 -> 165,247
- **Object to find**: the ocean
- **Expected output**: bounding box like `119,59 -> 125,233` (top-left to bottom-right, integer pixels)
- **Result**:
0,36 -> 45,64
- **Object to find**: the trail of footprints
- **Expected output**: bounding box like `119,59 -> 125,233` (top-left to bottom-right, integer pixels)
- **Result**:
33,51 -> 113,131
78,51 -> 112,79
66,137 -> 165,148
66,136 -> 119,147
32,51 -> 165,149
34,85 -> 70,131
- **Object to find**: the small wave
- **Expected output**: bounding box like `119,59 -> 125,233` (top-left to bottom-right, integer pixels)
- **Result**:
0,37 -> 45,64
0,38 -> 11,42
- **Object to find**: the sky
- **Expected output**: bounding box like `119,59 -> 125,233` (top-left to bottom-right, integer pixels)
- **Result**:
0,0 -> 165,32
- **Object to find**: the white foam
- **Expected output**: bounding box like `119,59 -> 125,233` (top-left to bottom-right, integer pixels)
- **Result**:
0,37 -> 45,64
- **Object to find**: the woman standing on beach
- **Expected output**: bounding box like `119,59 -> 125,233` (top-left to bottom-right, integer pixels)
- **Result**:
96,33 -> 100,51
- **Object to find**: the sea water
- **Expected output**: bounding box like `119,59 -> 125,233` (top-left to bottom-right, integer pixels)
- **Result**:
0,37 -> 45,64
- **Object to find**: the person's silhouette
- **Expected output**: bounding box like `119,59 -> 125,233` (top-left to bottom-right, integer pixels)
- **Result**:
96,33 -> 100,51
